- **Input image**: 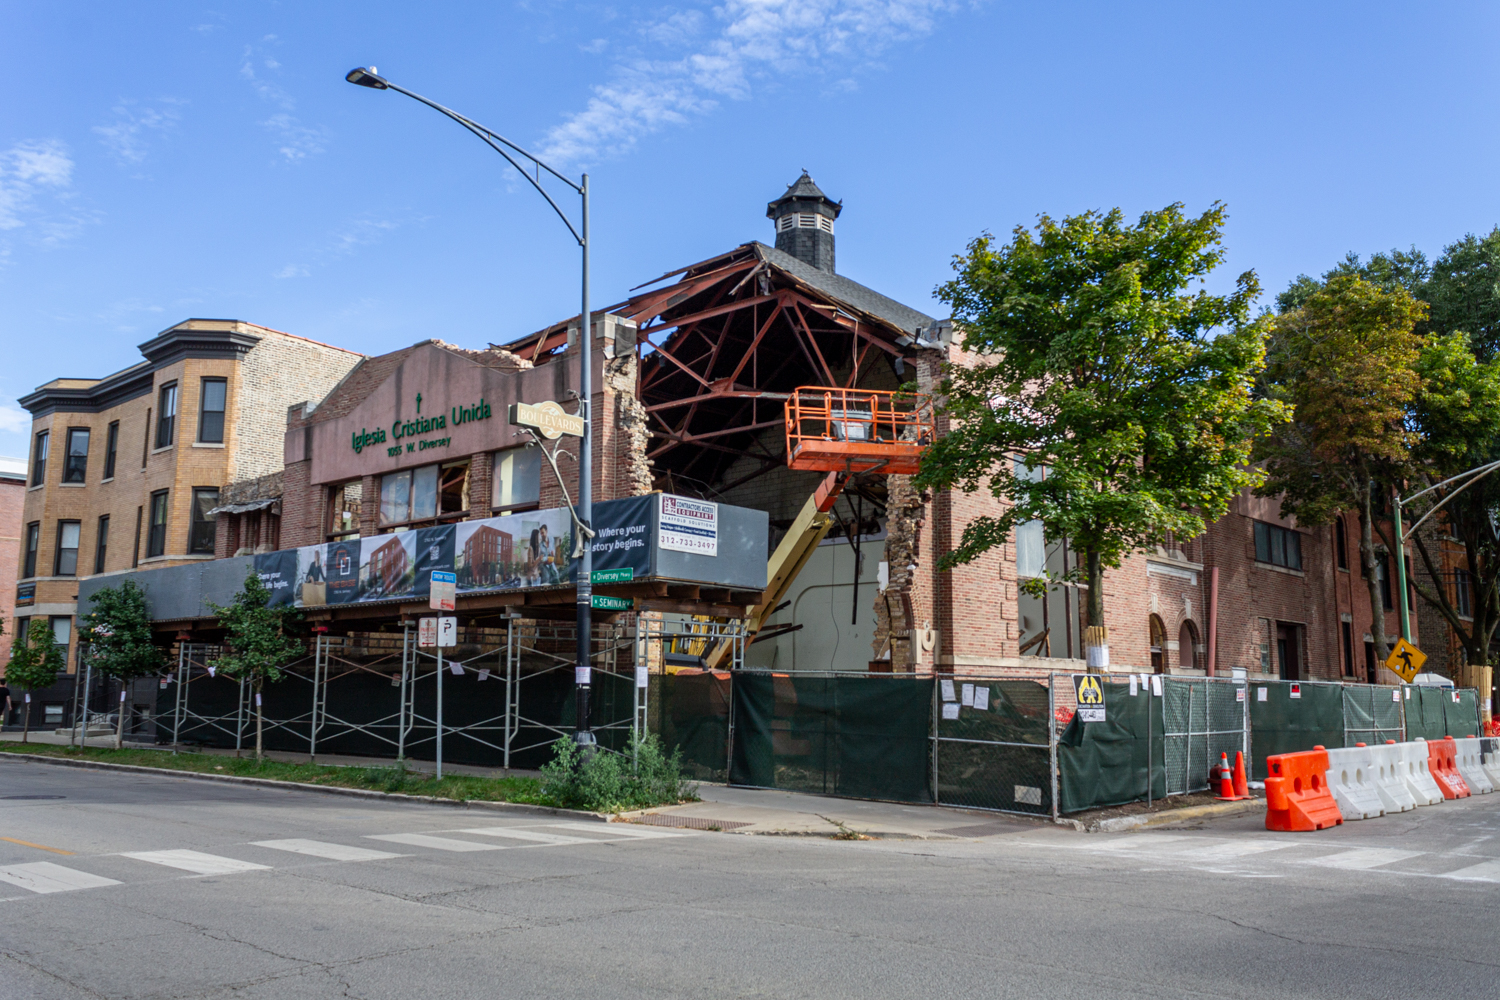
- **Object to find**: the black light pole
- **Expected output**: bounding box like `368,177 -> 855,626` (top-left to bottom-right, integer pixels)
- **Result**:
346,67 -> 596,746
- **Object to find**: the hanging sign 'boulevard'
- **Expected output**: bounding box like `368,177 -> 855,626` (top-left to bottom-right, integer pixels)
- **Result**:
510,400 -> 585,440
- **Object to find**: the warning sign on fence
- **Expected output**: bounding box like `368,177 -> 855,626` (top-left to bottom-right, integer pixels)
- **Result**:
1074,675 -> 1106,723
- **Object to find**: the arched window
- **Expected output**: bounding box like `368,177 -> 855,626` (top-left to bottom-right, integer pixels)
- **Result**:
1179,620 -> 1201,672
1149,614 -> 1167,673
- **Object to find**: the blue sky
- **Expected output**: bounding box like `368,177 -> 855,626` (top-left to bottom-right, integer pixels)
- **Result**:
4,1 -> 1500,460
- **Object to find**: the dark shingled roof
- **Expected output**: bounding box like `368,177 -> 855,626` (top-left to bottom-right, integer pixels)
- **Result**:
770,171 -> 832,205
748,242 -> 935,335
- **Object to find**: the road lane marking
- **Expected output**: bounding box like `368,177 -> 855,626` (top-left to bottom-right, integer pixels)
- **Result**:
1302,848 -> 1424,870
1176,841 -> 1300,861
549,822 -> 688,839
454,827 -> 596,846
366,833 -> 504,852
0,837 -> 74,855
1437,859 -> 1500,881
251,840 -> 405,862
0,862 -> 121,894
120,850 -> 272,875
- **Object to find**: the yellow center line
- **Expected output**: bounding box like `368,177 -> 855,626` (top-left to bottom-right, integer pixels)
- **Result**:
0,836 -> 74,855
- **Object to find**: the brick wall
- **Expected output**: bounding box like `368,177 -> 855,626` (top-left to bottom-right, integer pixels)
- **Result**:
231,332 -> 362,483
0,476 -> 23,665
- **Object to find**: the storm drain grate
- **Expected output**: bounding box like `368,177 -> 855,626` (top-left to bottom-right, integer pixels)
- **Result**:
628,814 -> 752,831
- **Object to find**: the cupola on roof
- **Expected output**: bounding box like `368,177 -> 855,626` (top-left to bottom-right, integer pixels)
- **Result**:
766,171 -> 842,273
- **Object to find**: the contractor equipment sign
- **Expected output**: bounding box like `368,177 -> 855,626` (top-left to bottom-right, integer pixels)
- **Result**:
659,495 -> 718,556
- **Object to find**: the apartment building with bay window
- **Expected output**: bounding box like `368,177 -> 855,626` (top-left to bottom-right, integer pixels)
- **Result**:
12,319 -> 361,686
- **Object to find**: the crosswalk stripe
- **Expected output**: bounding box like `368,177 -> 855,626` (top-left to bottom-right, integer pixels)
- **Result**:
549,822 -> 689,839
1099,835 -> 1193,852
1303,848 -> 1424,870
251,840 -> 405,862
366,833 -> 503,852
1177,840 -> 1300,861
120,850 -> 272,875
0,862 -> 121,894
1437,859 -> 1500,882
454,827 -> 596,846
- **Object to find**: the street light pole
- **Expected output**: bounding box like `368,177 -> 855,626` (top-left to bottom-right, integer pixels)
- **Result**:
345,66 -> 595,746
1395,457 -> 1500,644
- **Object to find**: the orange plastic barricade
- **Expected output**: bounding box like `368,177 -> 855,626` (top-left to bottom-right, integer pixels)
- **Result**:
1426,736 -> 1471,800
1265,746 -> 1344,831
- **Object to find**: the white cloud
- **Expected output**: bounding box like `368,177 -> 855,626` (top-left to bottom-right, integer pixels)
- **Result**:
541,0 -> 962,163
581,38 -> 609,54
240,41 -> 329,163
0,403 -> 31,433
262,113 -> 327,161
274,264 -> 309,279
94,99 -> 184,165
274,216 -> 406,279
0,139 -> 75,232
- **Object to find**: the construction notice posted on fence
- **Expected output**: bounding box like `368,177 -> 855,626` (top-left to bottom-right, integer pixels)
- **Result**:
1074,674 -> 1107,723
659,494 -> 718,556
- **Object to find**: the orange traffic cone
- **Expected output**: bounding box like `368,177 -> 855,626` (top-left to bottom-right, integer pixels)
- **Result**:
1215,751 -> 1249,801
1232,751 -> 1249,798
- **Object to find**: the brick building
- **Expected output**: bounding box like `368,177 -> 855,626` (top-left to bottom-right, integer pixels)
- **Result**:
11,319 -> 361,704
0,456 -> 25,669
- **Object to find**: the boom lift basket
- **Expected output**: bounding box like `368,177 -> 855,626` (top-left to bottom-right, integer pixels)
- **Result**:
784,386 -> 934,475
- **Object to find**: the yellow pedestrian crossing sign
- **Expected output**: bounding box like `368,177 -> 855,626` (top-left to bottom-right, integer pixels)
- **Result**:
1385,637 -> 1426,684
1074,674 -> 1107,722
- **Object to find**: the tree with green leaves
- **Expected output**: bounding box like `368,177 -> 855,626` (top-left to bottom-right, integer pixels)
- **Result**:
6,620 -> 65,743
207,573 -> 304,758
1256,274 -> 1428,666
82,580 -> 163,748
916,203 -> 1285,666
1405,330 -> 1500,690
1425,228 -> 1500,361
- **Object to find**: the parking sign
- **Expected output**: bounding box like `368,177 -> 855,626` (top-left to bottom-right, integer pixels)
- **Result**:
418,618 -> 437,648
437,616 -> 457,647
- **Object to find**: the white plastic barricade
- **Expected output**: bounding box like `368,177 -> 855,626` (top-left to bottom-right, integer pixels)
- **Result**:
1454,737 -> 1494,794
1325,745 -> 1384,820
1399,739 -> 1445,806
1481,738 -> 1500,788
1366,741 -> 1417,813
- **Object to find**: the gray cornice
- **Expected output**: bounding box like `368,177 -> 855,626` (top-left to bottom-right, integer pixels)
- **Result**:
138,326 -> 263,366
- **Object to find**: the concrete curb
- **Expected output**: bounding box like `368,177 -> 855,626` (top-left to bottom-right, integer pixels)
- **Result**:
1090,797 -> 1263,833
0,751 -> 611,823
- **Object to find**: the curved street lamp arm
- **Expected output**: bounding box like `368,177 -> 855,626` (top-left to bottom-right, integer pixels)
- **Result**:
1398,458 -> 1500,542
382,81 -> 584,246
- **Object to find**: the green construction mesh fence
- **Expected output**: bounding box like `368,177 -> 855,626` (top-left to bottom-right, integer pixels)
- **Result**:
1445,688 -> 1481,738
1057,680 -> 1166,814
729,672 -> 934,803
933,680 -> 1053,815
1404,686 -> 1449,741
648,671 -> 731,782
1247,681 -> 1345,780
1342,685 -> 1404,748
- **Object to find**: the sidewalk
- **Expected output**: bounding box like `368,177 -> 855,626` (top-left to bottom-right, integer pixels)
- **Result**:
2,731 -> 1045,838
630,785 -> 1042,839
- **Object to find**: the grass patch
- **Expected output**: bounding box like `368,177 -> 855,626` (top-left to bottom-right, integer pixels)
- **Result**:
0,743 -> 549,805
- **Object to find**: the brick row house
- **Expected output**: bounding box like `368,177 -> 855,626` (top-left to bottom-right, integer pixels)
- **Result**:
7,320 -> 360,726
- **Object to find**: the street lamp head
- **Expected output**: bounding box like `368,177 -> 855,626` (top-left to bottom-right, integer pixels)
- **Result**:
345,67 -> 389,90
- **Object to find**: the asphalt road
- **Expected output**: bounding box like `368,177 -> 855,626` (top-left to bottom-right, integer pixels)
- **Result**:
1,759 -> 1497,1000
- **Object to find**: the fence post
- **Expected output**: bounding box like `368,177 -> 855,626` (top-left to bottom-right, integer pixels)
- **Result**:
397,625 -> 410,762
172,643 -> 185,753
235,674 -> 246,756
930,680 -> 940,806
309,634 -> 322,761
1049,672 -> 1060,823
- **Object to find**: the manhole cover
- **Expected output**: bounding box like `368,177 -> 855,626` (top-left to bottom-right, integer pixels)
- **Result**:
0,795 -> 66,800
628,814 -> 750,831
